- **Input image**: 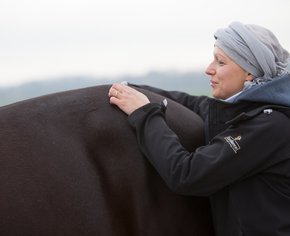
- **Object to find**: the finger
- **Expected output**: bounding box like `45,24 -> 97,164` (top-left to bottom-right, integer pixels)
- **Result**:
108,87 -> 119,98
109,83 -> 127,96
108,86 -> 114,97
112,83 -> 130,93
109,96 -> 119,105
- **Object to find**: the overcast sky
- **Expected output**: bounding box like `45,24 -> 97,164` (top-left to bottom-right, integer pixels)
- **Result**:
0,0 -> 289,86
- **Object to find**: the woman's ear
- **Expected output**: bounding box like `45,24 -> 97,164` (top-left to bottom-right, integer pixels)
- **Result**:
245,73 -> 254,81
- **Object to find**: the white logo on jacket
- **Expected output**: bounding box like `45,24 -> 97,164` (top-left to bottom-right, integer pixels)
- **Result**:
224,136 -> 241,154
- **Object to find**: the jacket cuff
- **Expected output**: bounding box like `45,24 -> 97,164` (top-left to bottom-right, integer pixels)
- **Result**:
128,99 -> 167,128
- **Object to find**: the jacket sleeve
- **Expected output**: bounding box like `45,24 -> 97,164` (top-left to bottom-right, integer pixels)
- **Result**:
128,83 -> 208,116
128,103 -> 288,197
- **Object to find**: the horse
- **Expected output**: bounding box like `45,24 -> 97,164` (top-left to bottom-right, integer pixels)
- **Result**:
0,84 -> 214,236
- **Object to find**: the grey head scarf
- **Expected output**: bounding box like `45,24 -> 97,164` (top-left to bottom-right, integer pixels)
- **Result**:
214,21 -> 290,90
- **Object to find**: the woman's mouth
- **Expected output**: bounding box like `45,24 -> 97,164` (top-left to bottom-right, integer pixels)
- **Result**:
210,80 -> 218,87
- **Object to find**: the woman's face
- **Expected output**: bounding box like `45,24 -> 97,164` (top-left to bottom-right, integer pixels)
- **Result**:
205,46 -> 252,100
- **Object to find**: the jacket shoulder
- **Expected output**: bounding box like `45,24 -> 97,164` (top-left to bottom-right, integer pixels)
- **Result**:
226,105 -> 290,125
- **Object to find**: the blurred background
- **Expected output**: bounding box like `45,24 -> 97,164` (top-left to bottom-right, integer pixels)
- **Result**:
1,0 -> 290,105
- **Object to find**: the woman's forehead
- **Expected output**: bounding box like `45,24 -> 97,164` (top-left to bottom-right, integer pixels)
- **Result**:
213,46 -> 228,58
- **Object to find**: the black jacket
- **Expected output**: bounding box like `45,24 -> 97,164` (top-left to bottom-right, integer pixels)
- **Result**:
128,74 -> 290,236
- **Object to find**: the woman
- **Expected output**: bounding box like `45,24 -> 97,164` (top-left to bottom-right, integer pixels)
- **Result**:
108,22 -> 290,235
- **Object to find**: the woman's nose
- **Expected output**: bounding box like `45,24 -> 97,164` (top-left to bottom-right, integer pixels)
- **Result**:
205,62 -> 215,76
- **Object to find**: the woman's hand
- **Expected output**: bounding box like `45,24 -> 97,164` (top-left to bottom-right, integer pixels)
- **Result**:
108,83 -> 150,115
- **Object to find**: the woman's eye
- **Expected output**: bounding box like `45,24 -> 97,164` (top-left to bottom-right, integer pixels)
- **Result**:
214,55 -> 225,66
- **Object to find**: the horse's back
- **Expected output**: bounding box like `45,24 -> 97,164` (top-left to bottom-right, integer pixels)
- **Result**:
0,85 -> 214,235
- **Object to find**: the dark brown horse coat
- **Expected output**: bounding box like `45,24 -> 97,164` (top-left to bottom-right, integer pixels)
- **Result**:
0,85 -> 214,236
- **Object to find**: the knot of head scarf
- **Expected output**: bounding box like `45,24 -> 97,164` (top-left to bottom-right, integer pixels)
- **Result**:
214,21 -> 289,90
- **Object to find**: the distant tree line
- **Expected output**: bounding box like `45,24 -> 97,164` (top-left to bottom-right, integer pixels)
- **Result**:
0,70 -> 211,106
